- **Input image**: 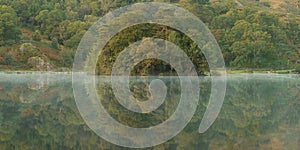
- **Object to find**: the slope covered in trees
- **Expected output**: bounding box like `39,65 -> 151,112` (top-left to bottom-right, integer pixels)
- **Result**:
0,0 -> 300,73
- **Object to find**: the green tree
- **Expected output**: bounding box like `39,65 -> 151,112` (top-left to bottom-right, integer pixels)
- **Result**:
189,0 -> 209,5
35,10 -> 49,33
59,21 -> 89,48
211,15 -> 235,30
35,9 -> 66,40
228,20 -> 277,68
251,11 -> 279,27
51,38 -> 59,49
32,30 -> 41,41
0,5 -> 21,46
59,48 -> 74,67
4,54 -> 14,65
285,20 -> 300,45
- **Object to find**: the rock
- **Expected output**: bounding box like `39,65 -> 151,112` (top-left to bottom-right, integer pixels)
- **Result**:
27,57 -> 56,71
45,62 -> 56,71
20,43 -> 36,54
59,67 -> 70,72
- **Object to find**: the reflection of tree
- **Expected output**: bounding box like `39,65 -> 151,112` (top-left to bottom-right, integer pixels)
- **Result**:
27,74 -> 50,90
0,75 -> 299,149
97,77 -> 180,128
0,101 -> 20,143
202,76 -> 300,149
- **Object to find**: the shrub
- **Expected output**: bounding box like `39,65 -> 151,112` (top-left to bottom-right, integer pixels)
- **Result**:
59,48 -> 74,67
32,30 -> 41,41
51,38 -> 59,49
295,64 -> 300,73
261,2 -> 271,7
4,54 -> 14,65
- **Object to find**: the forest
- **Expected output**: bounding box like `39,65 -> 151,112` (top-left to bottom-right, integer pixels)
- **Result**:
0,1 -> 299,149
0,0 -> 300,74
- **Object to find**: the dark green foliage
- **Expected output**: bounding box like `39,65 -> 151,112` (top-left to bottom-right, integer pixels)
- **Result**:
32,30 -> 41,41
0,5 -> 21,46
0,0 -> 300,71
4,54 -> 13,65
97,23 -> 209,75
59,48 -> 74,67
295,64 -> 300,73
210,3 -> 300,69
0,75 -> 299,149
51,38 -> 59,49
261,2 -> 271,7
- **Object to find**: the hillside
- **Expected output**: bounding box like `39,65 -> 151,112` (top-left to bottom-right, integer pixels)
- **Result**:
0,29 -> 71,72
258,0 -> 299,14
0,0 -> 300,73
212,0 -> 300,20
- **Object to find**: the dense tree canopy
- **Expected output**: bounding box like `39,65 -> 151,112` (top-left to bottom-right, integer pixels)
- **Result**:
0,5 -> 21,46
0,0 -> 300,72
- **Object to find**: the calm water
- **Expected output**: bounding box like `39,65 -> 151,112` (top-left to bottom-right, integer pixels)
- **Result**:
0,73 -> 299,149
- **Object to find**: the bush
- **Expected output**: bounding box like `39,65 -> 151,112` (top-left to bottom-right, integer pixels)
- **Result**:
51,38 -> 59,49
32,30 -> 41,41
59,48 -> 74,67
295,64 -> 300,73
4,54 -> 14,65
261,2 -> 271,7
21,35 -> 31,41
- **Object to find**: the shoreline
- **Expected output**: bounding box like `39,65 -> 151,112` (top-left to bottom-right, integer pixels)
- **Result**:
0,70 -> 72,74
226,69 -> 298,74
0,69 -> 298,75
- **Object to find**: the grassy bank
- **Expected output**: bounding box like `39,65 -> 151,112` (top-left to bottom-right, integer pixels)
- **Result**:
226,69 -> 297,74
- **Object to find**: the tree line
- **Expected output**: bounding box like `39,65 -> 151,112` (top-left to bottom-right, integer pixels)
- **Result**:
0,0 -> 300,72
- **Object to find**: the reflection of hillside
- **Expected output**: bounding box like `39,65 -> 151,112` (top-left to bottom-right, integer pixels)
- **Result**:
0,73 -> 70,103
204,75 -> 300,149
26,74 -> 49,90
0,74 -> 299,149
96,76 -> 182,128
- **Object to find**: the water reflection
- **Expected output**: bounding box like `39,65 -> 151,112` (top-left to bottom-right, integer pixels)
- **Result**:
0,73 -> 299,149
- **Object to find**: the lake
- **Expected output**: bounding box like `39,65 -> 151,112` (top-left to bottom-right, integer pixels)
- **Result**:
0,73 -> 299,149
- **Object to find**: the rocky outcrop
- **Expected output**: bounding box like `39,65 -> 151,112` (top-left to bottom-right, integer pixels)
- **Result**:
59,67 -> 71,72
27,57 -> 56,71
19,43 -> 36,54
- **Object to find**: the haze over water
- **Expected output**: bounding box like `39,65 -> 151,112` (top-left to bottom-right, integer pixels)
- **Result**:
0,73 -> 299,149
